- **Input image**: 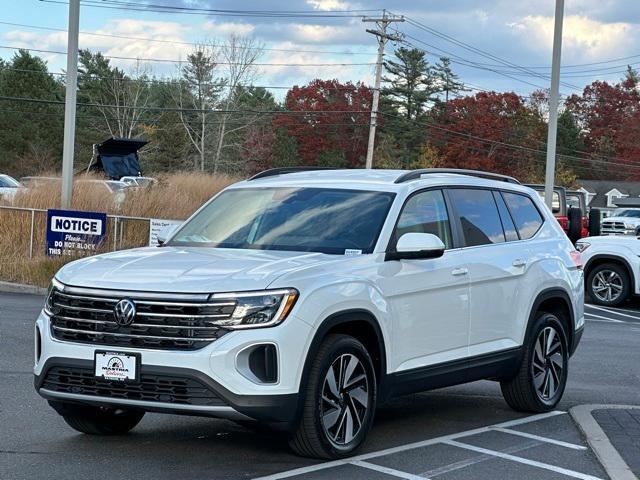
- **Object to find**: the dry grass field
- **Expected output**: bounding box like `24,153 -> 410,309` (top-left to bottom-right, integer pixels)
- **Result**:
0,172 -> 238,287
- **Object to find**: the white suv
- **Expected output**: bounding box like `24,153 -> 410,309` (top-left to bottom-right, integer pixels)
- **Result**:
34,168 -> 584,459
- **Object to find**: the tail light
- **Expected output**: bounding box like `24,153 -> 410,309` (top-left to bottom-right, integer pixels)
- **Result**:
569,250 -> 583,269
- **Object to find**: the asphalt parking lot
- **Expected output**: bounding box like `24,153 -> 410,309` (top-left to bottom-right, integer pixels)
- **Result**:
1,292 -> 639,480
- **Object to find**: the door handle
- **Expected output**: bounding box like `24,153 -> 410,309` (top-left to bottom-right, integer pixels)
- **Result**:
512,259 -> 527,268
451,267 -> 469,276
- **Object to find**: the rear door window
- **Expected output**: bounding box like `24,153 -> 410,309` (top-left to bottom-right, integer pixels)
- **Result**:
502,192 -> 544,240
493,191 -> 519,241
449,189 -> 505,247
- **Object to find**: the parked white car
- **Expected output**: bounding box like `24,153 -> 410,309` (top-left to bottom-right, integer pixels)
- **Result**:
34,168 -> 584,459
600,208 -> 640,236
120,176 -> 157,188
0,174 -> 23,201
577,235 -> 640,306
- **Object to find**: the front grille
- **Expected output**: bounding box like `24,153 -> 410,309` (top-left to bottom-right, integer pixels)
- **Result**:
49,289 -> 233,350
601,221 -> 628,235
42,366 -> 225,406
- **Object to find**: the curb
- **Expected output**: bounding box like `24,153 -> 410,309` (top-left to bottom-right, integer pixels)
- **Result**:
0,281 -> 47,296
570,404 -> 640,480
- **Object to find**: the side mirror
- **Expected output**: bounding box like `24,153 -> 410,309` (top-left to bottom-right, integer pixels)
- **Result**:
385,233 -> 446,261
156,224 -> 180,246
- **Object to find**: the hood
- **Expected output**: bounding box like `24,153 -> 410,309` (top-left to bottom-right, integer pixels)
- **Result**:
602,216 -> 640,225
56,246 -> 334,293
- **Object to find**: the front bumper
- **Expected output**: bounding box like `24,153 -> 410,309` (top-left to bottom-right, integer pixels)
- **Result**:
34,310 -> 312,424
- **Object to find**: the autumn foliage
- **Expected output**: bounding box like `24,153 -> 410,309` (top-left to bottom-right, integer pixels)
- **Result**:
273,79 -> 373,168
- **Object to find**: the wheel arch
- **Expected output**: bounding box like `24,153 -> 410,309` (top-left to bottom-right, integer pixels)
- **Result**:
526,288 -> 576,355
584,254 -> 635,292
299,309 -> 388,403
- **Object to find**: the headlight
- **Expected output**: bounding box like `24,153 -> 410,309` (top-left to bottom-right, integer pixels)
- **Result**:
575,242 -> 590,253
208,289 -> 298,329
624,223 -> 636,230
44,278 -> 64,316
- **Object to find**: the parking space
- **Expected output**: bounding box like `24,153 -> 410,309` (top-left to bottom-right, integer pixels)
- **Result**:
2,292 -> 639,480
259,412 -> 607,480
584,301 -> 640,325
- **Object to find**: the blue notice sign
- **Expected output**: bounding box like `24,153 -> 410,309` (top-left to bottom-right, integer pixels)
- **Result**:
46,209 -> 108,257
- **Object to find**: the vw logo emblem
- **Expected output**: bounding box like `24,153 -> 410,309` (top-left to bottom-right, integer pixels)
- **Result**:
113,299 -> 136,326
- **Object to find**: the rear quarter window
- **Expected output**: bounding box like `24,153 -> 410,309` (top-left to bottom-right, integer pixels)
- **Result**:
502,192 -> 544,240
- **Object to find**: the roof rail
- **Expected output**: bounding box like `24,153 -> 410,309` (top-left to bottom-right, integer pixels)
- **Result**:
248,167 -> 339,181
394,168 -> 520,185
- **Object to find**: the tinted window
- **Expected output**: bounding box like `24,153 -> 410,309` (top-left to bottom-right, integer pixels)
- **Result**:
503,192 -> 544,239
394,190 -> 452,249
170,187 -> 395,254
449,189 -> 505,247
493,191 -> 519,241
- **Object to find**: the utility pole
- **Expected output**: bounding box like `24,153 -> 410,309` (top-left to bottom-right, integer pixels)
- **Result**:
543,0 -> 564,210
61,0 -> 80,209
363,10 -> 404,169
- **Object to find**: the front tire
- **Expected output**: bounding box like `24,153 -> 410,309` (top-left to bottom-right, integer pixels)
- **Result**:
587,263 -> 630,307
51,401 -> 145,435
289,334 -> 377,459
500,312 -> 569,412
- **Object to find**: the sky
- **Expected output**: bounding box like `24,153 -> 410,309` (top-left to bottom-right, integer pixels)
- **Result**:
1,0 -> 640,99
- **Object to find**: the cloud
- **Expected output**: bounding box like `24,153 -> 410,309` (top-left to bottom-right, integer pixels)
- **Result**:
306,0 -> 351,10
512,14 -> 632,59
202,20 -> 255,36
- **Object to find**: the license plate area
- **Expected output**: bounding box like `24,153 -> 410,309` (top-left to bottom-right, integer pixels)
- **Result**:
94,351 -> 140,382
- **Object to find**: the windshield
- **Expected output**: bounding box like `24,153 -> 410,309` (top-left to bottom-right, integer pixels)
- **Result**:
168,187 -> 396,254
105,181 -> 127,192
0,176 -> 20,188
566,194 -> 581,209
612,209 -> 640,218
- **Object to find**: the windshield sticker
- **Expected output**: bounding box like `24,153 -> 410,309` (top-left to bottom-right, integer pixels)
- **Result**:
344,249 -> 363,256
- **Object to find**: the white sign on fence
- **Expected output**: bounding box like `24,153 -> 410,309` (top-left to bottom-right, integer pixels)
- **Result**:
148,219 -> 182,246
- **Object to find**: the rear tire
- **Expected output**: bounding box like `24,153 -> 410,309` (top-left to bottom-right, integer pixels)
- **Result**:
587,263 -> 630,307
51,402 -> 145,435
500,312 -> 569,412
289,334 -> 377,459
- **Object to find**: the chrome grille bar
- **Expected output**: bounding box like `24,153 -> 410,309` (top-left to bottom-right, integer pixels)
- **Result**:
52,325 -> 218,342
49,287 -> 231,350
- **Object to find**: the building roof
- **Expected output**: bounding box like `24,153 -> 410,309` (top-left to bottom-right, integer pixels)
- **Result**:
577,179 -> 640,208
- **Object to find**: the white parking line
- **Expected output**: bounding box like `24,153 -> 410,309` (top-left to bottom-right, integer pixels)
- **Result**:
443,440 -> 603,480
253,411 -> 565,479
490,427 -> 587,450
350,460 -> 428,480
585,313 -> 625,323
586,304 -> 640,321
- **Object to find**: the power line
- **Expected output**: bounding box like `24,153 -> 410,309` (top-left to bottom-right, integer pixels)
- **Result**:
0,94 -> 373,114
0,44 -> 376,66
0,20 -> 376,57
40,0 -> 378,18
399,16 -> 583,92
379,111 -> 640,171
0,66 -> 378,92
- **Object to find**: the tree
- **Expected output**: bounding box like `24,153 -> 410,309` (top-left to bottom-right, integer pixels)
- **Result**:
382,47 -> 437,120
211,35 -> 263,173
271,128 -> 300,168
78,50 -> 151,139
379,47 -> 445,167
565,76 -> 640,179
433,57 -> 466,104
428,92 -> 547,179
0,50 -> 64,175
174,45 -> 224,171
273,79 -> 372,167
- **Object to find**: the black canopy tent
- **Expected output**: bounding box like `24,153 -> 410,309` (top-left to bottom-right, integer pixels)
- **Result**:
87,137 -> 148,180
